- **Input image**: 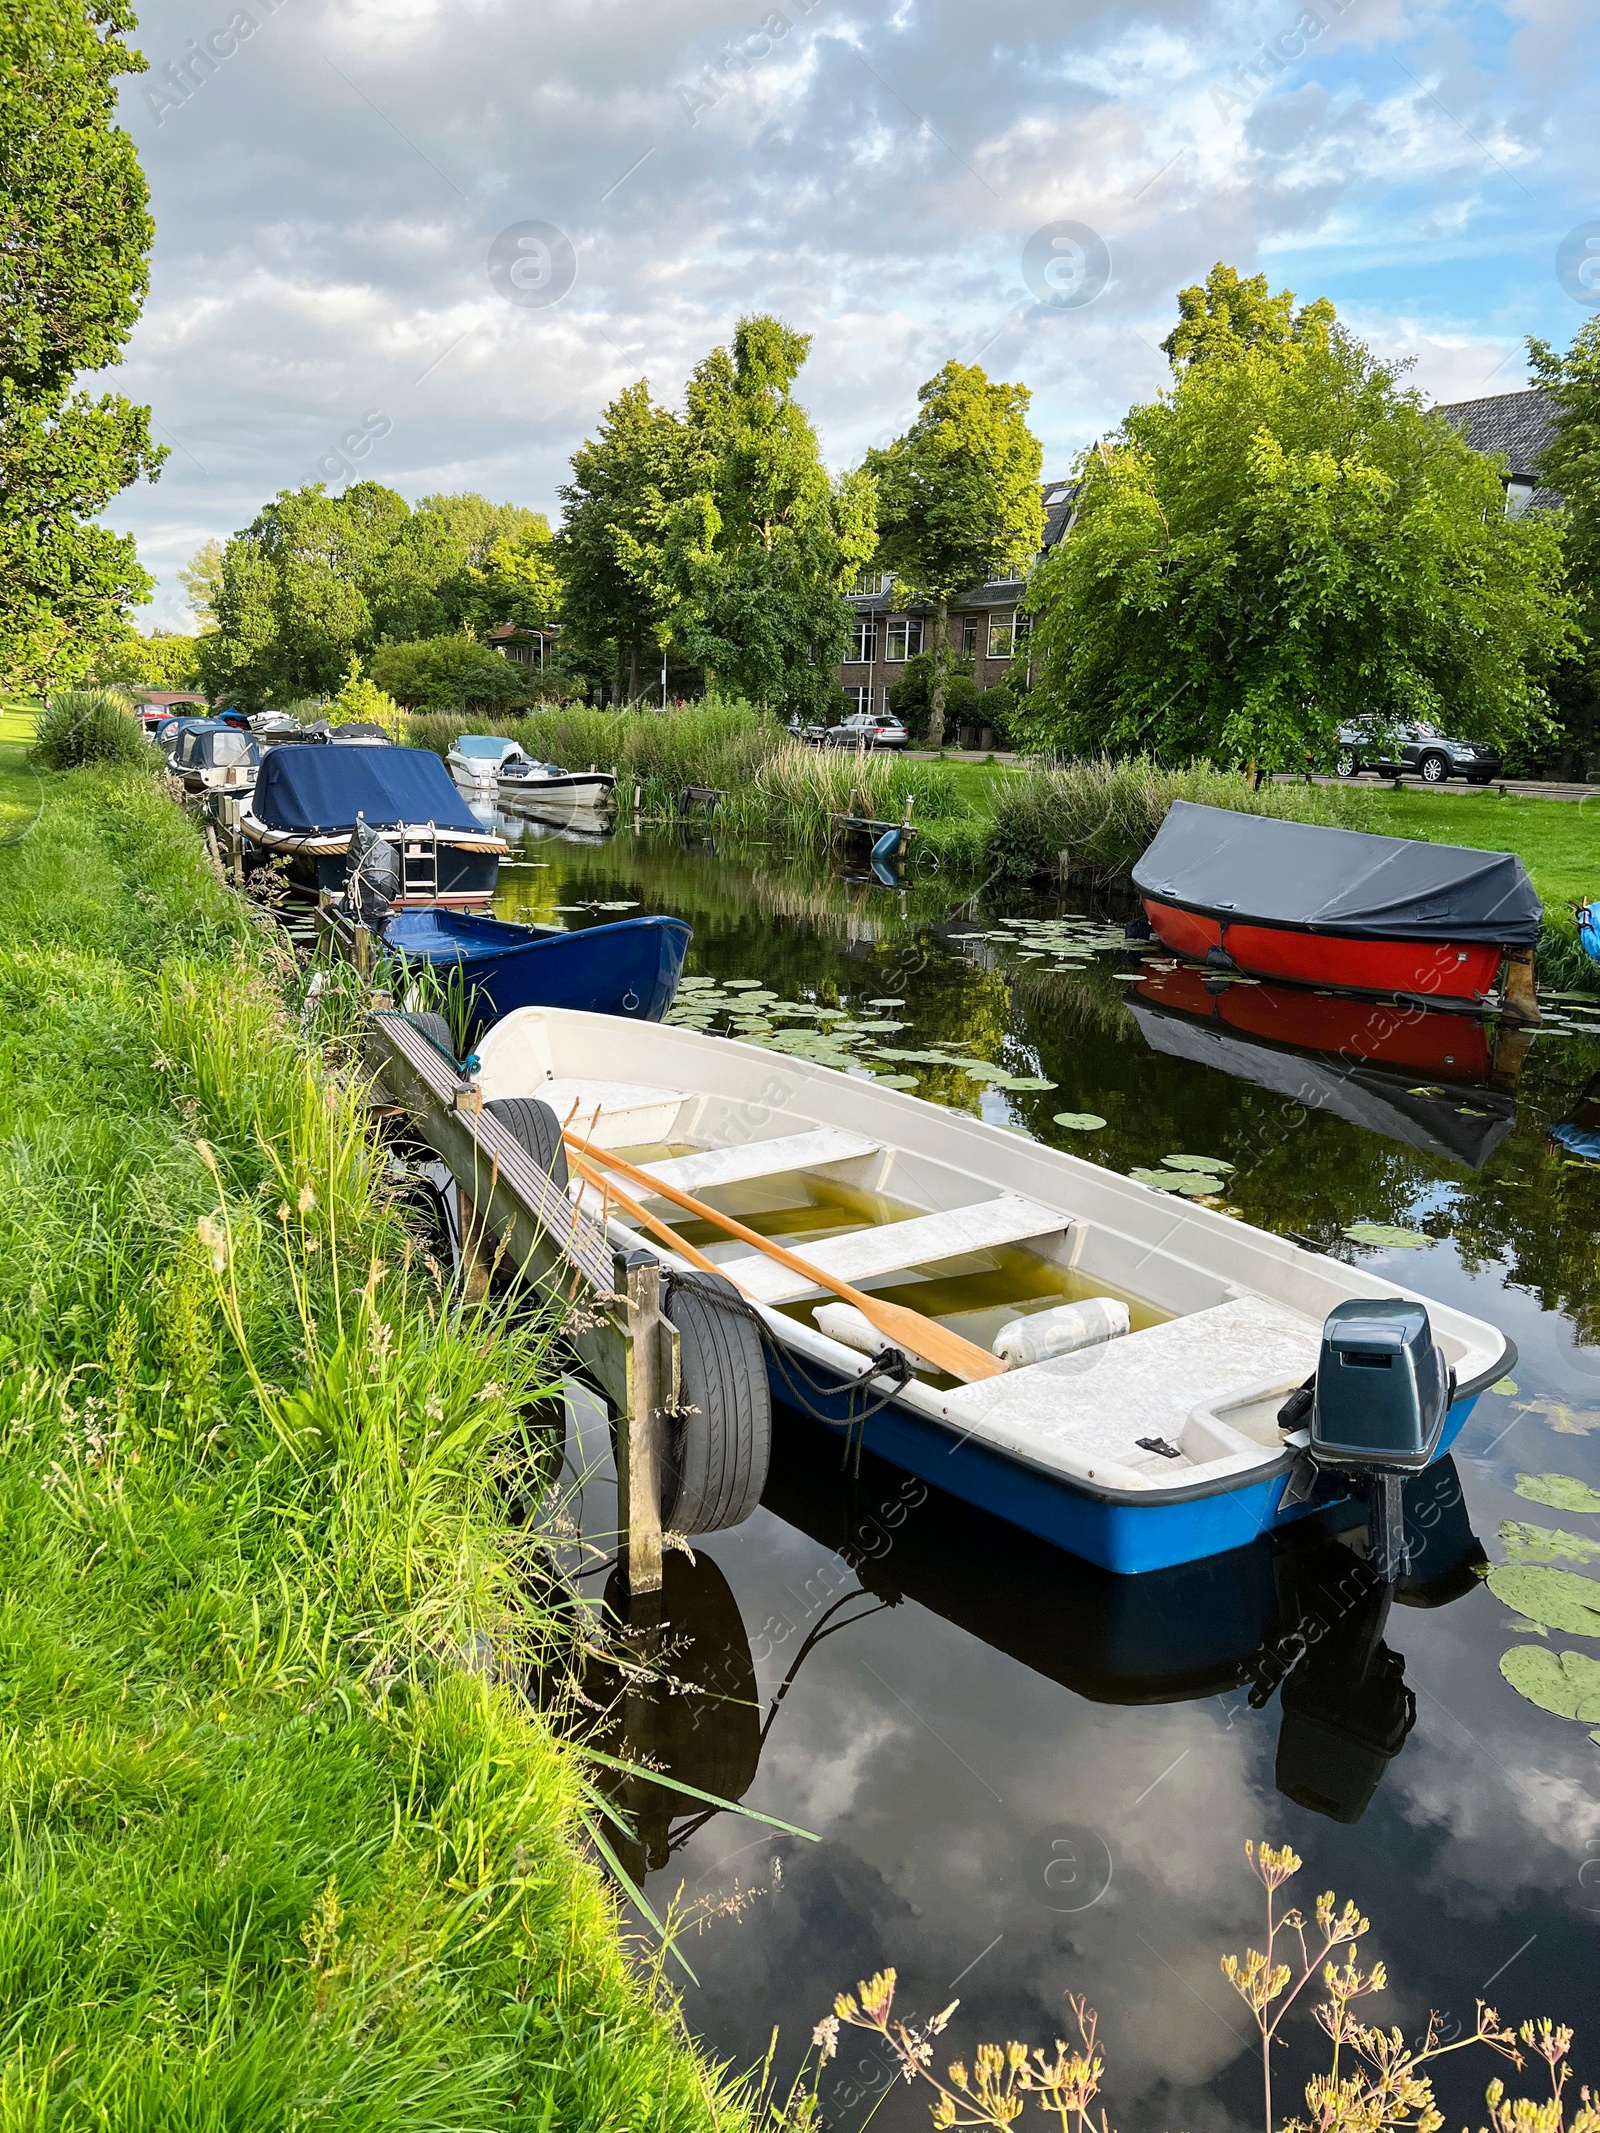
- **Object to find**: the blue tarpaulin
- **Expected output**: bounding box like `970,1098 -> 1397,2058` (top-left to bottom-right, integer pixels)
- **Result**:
252,745 -> 482,834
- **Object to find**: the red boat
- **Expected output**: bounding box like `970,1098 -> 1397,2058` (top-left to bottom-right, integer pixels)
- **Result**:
1132,803 -> 1541,1016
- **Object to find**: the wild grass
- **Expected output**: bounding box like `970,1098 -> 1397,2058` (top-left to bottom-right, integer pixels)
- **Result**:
803,1841 -> 1584,2133
30,686 -> 147,770
983,755 -> 1371,882
0,753 -> 748,2127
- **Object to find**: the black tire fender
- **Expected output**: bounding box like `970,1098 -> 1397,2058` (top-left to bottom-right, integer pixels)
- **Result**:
482,1096 -> 568,1191
659,1271 -> 771,1534
405,1009 -> 458,1065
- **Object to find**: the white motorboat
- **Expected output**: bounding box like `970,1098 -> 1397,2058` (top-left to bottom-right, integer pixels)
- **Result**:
465,1006 -> 1511,1575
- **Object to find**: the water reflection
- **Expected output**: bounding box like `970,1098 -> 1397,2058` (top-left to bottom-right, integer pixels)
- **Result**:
1131,968 -> 1528,1168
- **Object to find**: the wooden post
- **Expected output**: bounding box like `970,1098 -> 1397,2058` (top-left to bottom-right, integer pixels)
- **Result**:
351,923 -> 372,976
620,1257 -> 664,1596
455,1185 -> 492,1303
1501,946 -> 1541,1028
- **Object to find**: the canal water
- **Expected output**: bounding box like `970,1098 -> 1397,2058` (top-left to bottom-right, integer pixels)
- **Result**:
492,809 -> 1600,2131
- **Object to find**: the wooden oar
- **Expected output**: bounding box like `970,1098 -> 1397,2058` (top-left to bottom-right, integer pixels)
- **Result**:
565,1130 -> 1006,1383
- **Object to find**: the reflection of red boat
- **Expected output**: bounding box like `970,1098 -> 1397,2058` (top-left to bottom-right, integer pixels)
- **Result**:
1130,968 -> 1529,1168
1132,804 -> 1542,1016
1142,966 -> 1494,1081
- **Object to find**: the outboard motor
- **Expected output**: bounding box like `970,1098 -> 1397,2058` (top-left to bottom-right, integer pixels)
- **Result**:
1306,1299 -> 1451,1584
341,813 -> 400,926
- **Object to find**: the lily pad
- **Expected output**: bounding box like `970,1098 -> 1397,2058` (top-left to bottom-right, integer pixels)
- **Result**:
725,978 -> 764,990
870,1073 -> 920,1089
1342,1223 -> 1434,1249
1492,1378 -> 1519,1395
1129,1167 -> 1213,1194
1515,1473 -> 1600,1513
596,899 -> 639,910
1501,1520 -> 1600,1564
1053,1113 -> 1107,1131
1165,1155 -> 1236,1174
1486,1564 -> 1600,1636
868,998 -> 904,1008
1516,1396 -> 1600,1435
961,1063 -> 1010,1083
1499,1645 -> 1600,1721
1003,1076 -> 1058,1092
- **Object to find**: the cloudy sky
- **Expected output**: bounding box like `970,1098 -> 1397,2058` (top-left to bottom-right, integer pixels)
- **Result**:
107,0 -> 1600,628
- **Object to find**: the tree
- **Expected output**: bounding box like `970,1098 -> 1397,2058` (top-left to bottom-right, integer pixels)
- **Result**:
867,362 -> 1043,747
665,317 -> 876,718
1528,316 -> 1600,774
93,628 -> 201,691
0,0 -> 166,689
1020,265 -> 1575,773
1162,262 -> 1336,371
179,537 -> 224,629
324,656 -> 402,735
557,380 -> 686,702
197,486 -> 555,708
369,635 -> 533,712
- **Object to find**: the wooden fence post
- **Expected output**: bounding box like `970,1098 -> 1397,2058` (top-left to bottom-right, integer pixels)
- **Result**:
620,1256 -> 664,1596
1501,947 -> 1541,1028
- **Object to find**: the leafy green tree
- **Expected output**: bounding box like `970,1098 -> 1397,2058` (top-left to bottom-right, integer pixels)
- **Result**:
867,362 -> 1043,747
178,537 -> 223,630
0,0 -> 166,688
93,629 -> 201,691
667,317 -> 877,718
198,485 -> 555,708
1528,316 -> 1600,774
1162,263 -> 1336,370
324,656 -> 402,735
1021,265 -> 1575,772
886,651 -> 978,740
557,381 -> 686,702
369,635 -> 532,712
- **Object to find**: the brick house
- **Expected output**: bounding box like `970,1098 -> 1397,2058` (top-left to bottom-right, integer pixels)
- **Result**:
837,476 -> 1078,731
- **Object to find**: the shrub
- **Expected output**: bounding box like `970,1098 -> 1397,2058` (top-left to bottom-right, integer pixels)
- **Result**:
30,688 -> 147,771
370,635 -> 536,712
324,657 -> 403,737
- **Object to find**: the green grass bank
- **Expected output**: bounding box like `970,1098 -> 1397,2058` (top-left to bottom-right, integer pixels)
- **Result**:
0,753 -> 745,2127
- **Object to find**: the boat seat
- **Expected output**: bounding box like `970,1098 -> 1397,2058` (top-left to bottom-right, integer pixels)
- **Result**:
535,1077 -> 688,1150
718,1193 -> 1067,1306
639,1127 -> 879,1197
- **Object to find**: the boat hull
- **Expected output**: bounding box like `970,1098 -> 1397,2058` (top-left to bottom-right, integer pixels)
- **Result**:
384,910 -> 691,1034
767,1357 -> 1478,1575
498,773 -> 615,813
1143,899 -> 1505,1004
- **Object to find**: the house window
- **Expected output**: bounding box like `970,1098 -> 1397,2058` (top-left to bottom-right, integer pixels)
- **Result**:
1505,479 -> 1536,519
849,618 -> 878,663
987,613 -> 1016,658
854,570 -> 890,596
960,617 -> 979,654
886,618 -> 924,662
843,684 -> 873,715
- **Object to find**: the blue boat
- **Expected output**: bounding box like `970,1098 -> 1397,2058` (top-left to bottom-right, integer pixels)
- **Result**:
1579,901 -> 1600,965
466,1007 -> 1515,1576
381,906 -> 691,1037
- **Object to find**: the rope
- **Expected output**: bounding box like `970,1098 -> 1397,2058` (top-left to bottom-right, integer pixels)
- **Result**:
661,1268 -> 917,1465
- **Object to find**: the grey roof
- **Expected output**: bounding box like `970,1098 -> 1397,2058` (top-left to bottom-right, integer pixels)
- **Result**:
1434,389 -> 1563,510
848,472 -> 1077,612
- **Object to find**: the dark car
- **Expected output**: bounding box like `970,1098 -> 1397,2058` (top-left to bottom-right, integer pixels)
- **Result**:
1335,722 -> 1501,786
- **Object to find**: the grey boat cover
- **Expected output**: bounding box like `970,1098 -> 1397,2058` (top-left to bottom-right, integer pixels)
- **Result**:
1129,1001 -> 1516,1168
1132,802 -> 1541,945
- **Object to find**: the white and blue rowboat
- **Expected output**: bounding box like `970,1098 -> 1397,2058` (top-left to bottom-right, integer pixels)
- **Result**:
447,734 -> 615,813
469,1007 -> 1512,1577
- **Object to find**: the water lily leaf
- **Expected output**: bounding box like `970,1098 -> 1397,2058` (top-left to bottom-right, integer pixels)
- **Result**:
596,899 -> 639,910
1165,1155 -> 1236,1174
1499,1644 -> 1600,1721
1515,1473 -> 1600,1513
961,1063 -> 1009,1082
1492,1378 -> 1519,1395
1501,1520 -> 1600,1564
677,976 -> 715,989
1342,1223 -> 1434,1249
1129,1168 -> 1200,1191
871,1072 -> 920,1089
1054,1113 -> 1107,1131
1516,1396 -> 1600,1435
1487,1564 -> 1600,1636
868,997 -> 904,1008
1002,1076 -> 1058,1092
725,978 -> 764,989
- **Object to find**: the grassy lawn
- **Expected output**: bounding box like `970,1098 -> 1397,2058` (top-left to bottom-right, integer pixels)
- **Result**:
1357,787 -> 1598,911
0,704 -> 38,745
0,757 -> 742,2126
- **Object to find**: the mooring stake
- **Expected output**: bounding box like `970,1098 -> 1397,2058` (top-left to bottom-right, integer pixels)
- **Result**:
621,1254 -> 664,1597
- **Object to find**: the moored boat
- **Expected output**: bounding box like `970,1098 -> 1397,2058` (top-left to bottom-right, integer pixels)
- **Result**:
462,1005 -> 1512,1575
496,757 -> 615,813
447,734 -> 526,796
1132,802 -> 1542,1016
170,721 -> 261,796
377,906 -> 692,1038
241,744 -> 506,907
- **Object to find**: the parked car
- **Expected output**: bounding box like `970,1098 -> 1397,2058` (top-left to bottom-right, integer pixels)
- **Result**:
822,712 -> 910,751
1335,722 -> 1501,785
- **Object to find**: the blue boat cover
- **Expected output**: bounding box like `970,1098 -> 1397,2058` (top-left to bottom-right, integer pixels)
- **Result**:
253,744 -> 482,834
1133,801 -> 1542,945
